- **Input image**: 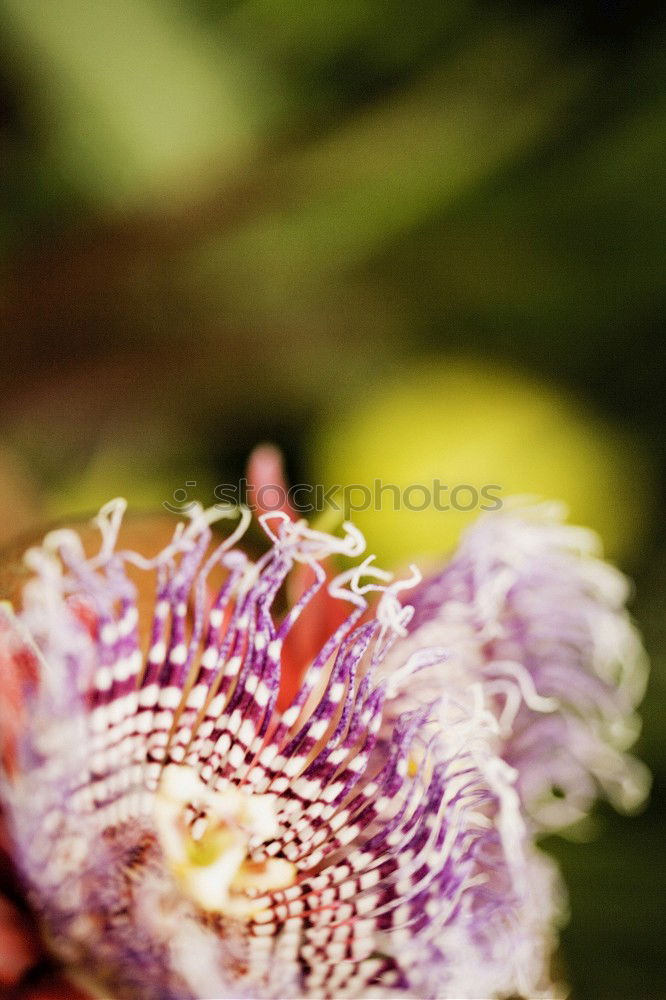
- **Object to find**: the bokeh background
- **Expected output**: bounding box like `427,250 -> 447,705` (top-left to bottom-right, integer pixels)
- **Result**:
1,1 -> 664,996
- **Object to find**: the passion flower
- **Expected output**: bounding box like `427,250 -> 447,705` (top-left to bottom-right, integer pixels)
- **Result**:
0,493 -> 646,998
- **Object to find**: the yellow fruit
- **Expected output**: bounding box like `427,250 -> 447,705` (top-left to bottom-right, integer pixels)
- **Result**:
309,359 -> 653,567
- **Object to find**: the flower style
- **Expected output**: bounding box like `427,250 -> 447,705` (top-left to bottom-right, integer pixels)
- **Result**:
0,492 -> 647,999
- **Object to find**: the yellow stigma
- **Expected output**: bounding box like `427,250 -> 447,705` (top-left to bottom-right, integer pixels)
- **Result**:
154,765 -> 296,918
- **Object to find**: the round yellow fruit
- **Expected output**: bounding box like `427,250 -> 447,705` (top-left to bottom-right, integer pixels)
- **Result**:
309,359 -> 653,567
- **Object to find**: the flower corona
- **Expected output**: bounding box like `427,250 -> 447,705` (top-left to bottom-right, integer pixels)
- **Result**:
0,492 -> 648,999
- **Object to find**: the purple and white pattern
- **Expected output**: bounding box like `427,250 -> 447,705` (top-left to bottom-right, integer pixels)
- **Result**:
393,501 -> 650,831
0,498 -> 646,998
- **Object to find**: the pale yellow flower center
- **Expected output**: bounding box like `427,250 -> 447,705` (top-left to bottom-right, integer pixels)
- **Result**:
154,764 -> 296,918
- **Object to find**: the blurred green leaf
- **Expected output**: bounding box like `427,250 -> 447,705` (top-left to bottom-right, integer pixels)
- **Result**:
192,19 -> 594,314
0,0 -> 263,208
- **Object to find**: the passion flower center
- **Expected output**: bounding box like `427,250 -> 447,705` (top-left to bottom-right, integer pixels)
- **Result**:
154,765 -> 296,918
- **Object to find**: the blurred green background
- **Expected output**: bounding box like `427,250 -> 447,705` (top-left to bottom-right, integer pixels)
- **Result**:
0,1 -> 664,996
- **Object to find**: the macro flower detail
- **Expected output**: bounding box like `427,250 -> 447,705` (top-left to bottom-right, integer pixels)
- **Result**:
394,502 -> 650,832
0,496 -> 648,999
